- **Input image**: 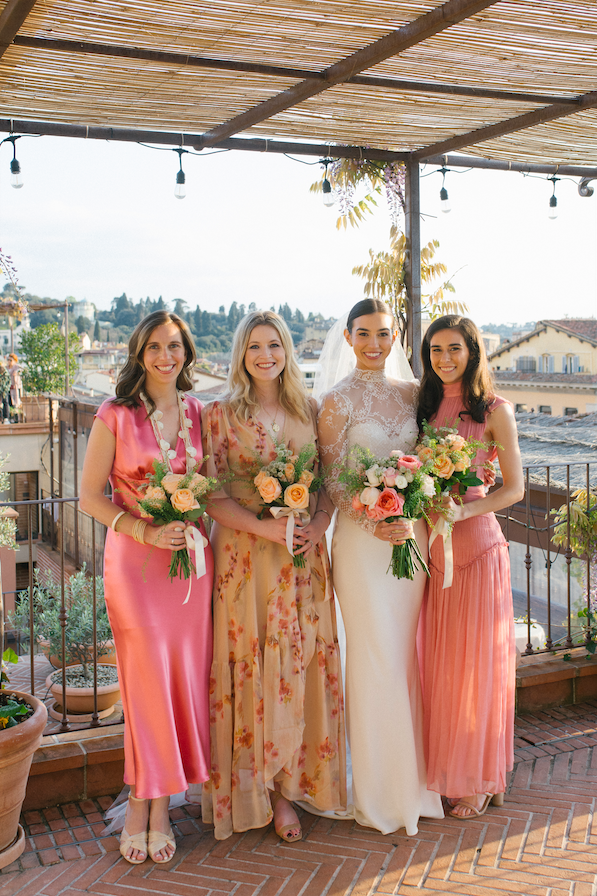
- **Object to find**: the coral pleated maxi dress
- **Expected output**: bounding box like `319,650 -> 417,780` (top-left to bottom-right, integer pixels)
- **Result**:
420,382 -> 516,799
97,397 -> 214,799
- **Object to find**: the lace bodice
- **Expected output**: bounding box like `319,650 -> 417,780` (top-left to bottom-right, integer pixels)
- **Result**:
317,368 -> 419,535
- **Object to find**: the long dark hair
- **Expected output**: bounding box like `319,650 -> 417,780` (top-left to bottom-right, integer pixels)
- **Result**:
346,298 -> 396,332
114,311 -> 196,410
417,315 -> 494,426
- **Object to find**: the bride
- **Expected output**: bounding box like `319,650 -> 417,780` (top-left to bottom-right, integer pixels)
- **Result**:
316,298 -> 443,835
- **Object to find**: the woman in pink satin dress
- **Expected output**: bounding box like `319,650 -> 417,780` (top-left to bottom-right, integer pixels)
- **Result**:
80,311 -> 213,864
418,315 -> 524,820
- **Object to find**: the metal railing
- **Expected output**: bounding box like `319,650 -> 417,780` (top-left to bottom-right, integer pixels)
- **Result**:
499,461 -> 595,656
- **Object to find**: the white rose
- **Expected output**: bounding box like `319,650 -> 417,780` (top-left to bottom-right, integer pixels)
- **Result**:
394,474 -> 408,489
365,465 -> 383,487
421,474 -> 435,498
360,486 -> 381,508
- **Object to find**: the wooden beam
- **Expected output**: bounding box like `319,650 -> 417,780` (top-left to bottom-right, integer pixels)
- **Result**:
198,0 -> 501,148
0,0 -> 37,58
414,89 -> 597,160
12,35 -> 579,108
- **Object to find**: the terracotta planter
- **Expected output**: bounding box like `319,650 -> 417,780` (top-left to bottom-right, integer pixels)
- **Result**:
40,639 -> 117,668
0,691 -> 47,868
46,665 -> 121,715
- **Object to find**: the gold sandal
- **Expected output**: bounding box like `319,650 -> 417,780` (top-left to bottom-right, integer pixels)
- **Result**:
449,792 -> 504,819
119,796 -> 148,864
148,827 -> 176,863
270,790 -> 302,843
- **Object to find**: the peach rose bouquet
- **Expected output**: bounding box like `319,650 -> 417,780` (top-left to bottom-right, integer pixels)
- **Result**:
136,458 -> 223,582
415,421 -> 488,499
338,445 -> 436,580
251,440 -> 323,567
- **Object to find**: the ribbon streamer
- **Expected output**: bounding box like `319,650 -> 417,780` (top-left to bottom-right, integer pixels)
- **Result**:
428,516 -> 454,589
269,506 -> 310,557
182,526 -> 208,604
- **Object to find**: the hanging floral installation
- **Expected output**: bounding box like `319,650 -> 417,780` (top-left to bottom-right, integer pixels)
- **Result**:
310,155 -> 406,229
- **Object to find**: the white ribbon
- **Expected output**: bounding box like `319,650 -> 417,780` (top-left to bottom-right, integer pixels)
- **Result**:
182,527 -> 208,605
428,516 -> 454,590
269,506 -> 310,557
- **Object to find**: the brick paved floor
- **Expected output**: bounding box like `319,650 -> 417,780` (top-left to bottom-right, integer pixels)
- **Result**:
3,701 -> 597,896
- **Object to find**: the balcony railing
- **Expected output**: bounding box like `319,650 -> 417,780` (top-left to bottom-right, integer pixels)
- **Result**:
0,461 -> 595,735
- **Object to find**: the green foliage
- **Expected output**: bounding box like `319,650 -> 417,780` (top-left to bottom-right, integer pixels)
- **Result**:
9,566 -> 112,683
552,489 -> 597,560
352,225 -> 467,343
0,454 -> 17,550
19,323 -> 80,394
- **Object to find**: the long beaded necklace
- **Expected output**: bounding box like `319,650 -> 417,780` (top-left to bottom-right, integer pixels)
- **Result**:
139,390 -> 197,473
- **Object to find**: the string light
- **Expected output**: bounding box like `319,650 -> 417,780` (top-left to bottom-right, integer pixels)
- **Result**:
548,176 -> 559,219
1,136 -> 24,188
321,159 -> 336,207
174,148 -> 186,200
439,167 -> 451,213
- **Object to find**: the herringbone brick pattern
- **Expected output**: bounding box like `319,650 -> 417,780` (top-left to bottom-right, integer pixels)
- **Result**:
3,702 -> 597,896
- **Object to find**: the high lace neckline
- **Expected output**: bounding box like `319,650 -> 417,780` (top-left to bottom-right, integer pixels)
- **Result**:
442,381 -> 463,399
350,367 -> 387,383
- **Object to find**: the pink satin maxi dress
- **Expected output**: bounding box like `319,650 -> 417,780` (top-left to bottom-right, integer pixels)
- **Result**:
420,382 -> 516,799
96,397 -> 214,799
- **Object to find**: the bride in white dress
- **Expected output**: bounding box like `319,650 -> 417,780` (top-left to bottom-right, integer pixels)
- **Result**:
316,299 -> 443,836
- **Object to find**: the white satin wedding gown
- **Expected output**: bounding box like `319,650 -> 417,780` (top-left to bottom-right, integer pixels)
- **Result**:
318,367 -> 443,835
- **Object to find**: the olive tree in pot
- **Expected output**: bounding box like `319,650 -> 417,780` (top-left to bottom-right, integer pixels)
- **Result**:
9,567 -> 120,719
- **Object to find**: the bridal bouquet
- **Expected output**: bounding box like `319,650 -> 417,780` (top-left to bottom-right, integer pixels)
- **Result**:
252,441 -> 323,567
415,422 -> 486,499
338,446 -> 435,580
137,459 -> 221,582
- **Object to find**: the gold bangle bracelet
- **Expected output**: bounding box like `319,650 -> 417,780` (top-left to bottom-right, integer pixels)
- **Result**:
131,518 -> 148,544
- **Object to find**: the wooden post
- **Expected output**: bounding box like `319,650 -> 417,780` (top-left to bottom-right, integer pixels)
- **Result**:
405,158 -> 422,377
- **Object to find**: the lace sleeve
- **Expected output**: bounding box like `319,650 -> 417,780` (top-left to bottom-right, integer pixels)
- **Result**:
317,389 -> 377,536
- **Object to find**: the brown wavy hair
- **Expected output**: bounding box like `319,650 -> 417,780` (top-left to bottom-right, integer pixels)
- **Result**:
114,311 -> 196,411
417,315 -> 494,427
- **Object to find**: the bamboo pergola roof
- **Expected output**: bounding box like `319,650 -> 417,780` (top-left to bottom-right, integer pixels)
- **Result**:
1,0 -> 597,173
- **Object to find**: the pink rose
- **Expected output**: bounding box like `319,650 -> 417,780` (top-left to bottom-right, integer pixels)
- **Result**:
382,467 -> 399,487
397,455 -> 422,472
375,487 -> 405,518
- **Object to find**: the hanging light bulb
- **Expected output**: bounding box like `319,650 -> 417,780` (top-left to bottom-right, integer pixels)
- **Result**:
9,139 -> 23,189
174,148 -> 186,199
321,159 -> 336,207
439,167 -> 451,213
548,176 -> 559,219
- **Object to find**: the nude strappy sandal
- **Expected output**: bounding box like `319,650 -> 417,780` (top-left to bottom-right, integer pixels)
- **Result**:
119,795 -> 148,864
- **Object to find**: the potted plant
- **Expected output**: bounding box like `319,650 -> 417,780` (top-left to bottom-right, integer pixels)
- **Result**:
0,649 -> 48,868
9,566 -> 120,718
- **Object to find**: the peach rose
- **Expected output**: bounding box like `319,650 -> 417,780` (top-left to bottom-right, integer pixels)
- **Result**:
352,494 -> 365,512
283,463 -> 295,480
434,455 -> 456,479
162,472 -> 184,494
398,455 -> 422,472
453,458 -> 469,472
145,486 -> 166,502
254,469 -> 268,488
187,472 -> 207,492
446,433 -> 466,451
416,446 -> 434,463
375,487 -> 405,519
171,488 -> 200,513
299,469 -> 314,487
258,476 -> 282,503
284,483 -> 310,511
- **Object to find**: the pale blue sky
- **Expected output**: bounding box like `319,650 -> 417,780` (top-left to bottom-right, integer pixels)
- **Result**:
1,134 -> 596,327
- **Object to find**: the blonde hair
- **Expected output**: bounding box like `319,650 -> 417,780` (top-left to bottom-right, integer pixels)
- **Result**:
226,310 -> 310,424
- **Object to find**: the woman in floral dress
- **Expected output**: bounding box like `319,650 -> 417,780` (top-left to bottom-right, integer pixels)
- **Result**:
199,310 -> 345,841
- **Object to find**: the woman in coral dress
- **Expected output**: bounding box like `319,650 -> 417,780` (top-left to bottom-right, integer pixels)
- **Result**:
317,298 -> 444,835
80,311 -> 213,864
418,315 -> 524,819
199,310 -> 345,842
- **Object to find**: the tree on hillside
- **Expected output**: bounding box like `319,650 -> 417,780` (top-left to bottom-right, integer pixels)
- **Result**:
93,320 -> 101,341
19,323 -> 80,394
75,315 -> 92,334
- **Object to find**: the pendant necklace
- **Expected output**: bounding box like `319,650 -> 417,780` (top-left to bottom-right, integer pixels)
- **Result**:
269,405 -> 284,434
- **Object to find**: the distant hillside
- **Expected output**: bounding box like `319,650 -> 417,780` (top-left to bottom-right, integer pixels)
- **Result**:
480,322 -> 536,340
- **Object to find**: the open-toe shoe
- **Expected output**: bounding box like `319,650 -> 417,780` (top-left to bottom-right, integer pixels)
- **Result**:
449,792 -> 504,819
148,827 -> 176,863
119,796 -> 148,864
270,791 -> 302,843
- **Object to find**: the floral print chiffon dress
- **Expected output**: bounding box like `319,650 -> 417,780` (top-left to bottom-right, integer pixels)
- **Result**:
200,400 -> 346,840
